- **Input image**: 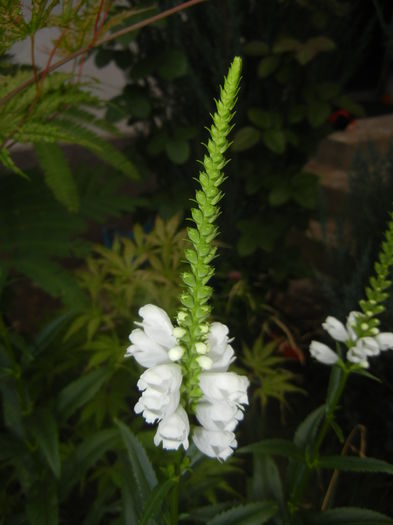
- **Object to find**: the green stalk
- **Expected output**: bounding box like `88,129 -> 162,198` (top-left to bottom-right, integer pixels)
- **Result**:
289,365 -> 349,513
176,57 -> 242,409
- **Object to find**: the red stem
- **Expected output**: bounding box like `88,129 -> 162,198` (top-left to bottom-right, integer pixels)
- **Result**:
0,0 -> 207,108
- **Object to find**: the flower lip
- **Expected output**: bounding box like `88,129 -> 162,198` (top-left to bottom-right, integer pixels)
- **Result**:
192,427 -> 237,461
126,328 -> 171,368
376,332 -> 393,351
136,304 -> 176,349
154,406 -> 190,451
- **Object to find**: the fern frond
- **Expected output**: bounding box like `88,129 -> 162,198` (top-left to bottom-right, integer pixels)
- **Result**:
0,3 -> 26,54
0,147 -> 25,177
34,142 -> 79,212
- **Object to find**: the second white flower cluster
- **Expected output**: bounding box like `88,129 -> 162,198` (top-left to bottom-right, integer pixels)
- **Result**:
310,311 -> 393,368
125,304 -> 249,461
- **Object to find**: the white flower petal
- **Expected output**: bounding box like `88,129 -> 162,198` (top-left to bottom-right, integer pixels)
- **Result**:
376,332 -> 393,351
347,346 -> 369,368
357,337 -> 380,356
154,406 -> 190,450
322,316 -> 348,342
127,328 -> 170,368
199,372 -> 249,406
346,311 -> 362,340
309,341 -> 338,365
137,304 -> 176,349
134,364 -> 182,423
208,322 -> 235,372
196,400 -> 243,432
192,427 -> 237,461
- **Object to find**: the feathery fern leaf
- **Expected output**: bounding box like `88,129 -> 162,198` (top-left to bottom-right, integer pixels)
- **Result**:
0,166 -> 136,304
34,142 -> 80,212
0,147 -> 25,177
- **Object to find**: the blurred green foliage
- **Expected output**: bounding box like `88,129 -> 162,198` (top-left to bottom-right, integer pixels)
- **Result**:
95,0 -> 365,285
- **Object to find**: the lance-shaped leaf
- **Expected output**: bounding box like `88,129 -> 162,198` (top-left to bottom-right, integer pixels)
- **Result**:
115,420 -> 157,504
206,501 -> 278,525
27,408 -> 61,478
317,455 -> 393,476
239,439 -> 303,460
302,507 -> 393,525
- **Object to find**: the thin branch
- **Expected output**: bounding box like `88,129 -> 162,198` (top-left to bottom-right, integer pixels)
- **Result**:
0,0 -> 207,108
321,424 -> 366,511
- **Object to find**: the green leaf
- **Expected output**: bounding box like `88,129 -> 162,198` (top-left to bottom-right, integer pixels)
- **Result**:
257,56 -> 280,78
250,455 -> 284,511
307,100 -> 331,127
120,454 -> 139,525
60,428 -> 120,498
158,49 -> 187,80
94,49 -> 113,68
262,129 -> 286,154
334,95 -> 365,117
242,40 -> 269,56
290,172 -> 318,209
0,147 -> 26,177
139,479 -> 175,525
28,408 -> 61,478
57,367 -> 112,420
115,420 -> 157,503
326,364 -> 344,411
247,108 -> 274,129
232,127 -> 261,152
273,37 -> 301,53
288,105 -> 306,124
316,83 -> 341,101
166,138 -> 190,164
13,258 -> 84,306
317,455 -> 393,476
206,501 -> 278,525
26,478 -> 58,525
294,405 -> 325,449
303,507 -> 393,525
34,142 -> 79,212
269,184 -> 291,206
296,37 -> 335,65
239,439 -> 303,460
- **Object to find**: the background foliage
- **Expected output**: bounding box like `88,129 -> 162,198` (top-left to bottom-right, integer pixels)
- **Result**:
2,0 -> 393,523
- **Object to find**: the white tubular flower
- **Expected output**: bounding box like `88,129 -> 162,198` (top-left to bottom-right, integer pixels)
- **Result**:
126,304 -> 178,368
376,332 -> 393,351
207,322 -> 235,372
196,400 -> 243,432
199,372 -> 249,406
322,316 -> 348,342
309,341 -> 339,365
134,364 -> 182,423
137,304 -> 176,348
357,337 -> 380,356
192,427 -> 237,461
154,406 -> 190,451
347,345 -> 369,368
345,311 -> 362,340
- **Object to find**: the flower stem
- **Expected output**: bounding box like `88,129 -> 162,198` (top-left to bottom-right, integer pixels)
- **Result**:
289,364 -> 349,514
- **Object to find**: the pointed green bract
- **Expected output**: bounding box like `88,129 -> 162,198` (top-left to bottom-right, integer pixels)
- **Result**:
175,56 -> 242,408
